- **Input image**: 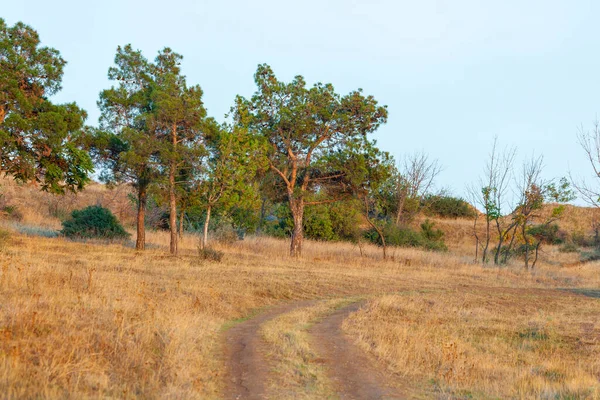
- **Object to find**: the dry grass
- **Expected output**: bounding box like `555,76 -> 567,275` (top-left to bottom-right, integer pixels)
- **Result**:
0,176 -> 135,229
344,288 -> 600,399
0,209 -> 599,398
260,299 -> 353,399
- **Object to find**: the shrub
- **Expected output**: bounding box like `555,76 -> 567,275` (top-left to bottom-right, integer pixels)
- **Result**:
580,249 -> 600,263
527,223 -> 565,245
213,222 -> 239,245
61,206 -> 130,240
304,205 -> 335,241
365,221 -> 447,251
197,247 -> 223,262
559,242 -> 579,253
422,195 -> 477,219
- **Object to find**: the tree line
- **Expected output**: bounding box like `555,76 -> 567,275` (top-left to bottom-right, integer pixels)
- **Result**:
2,19 -> 599,263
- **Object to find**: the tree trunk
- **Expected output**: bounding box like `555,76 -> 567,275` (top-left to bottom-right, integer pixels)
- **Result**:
135,185 -> 147,251
482,216 -> 491,263
169,124 -> 178,255
258,197 -> 267,233
202,205 -> 211,250
532,242 -> 541,269
289,198 -> 304,258
364,195 -> 386,260
502,223 -> 519,264
179,208 -> 185,238
522,224 -> 530,269
494,219 -> 503,265
473,214 -> 479,262
169,164 -> 177,255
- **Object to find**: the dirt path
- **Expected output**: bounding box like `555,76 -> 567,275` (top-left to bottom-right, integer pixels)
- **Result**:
223,299 -> 411,399
222,300 -> 315,400
310,302 -> 409,400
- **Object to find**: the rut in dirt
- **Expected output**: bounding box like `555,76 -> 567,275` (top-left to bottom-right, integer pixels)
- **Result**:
223,300 -> 411,400
310,302 -> 408,400
222,300 -> 315,400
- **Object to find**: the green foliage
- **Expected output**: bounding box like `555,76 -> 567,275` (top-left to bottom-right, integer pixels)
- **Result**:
262,201 -> 362,242
263,203 -> 293,238
328,201 -> 362,242
235,64 -> 388,256
420,219 -> 445,242
422,195 -> 476,219
527,223 -> 564,245
365,221 -> 447,251
545,178 -> 577,203
481,186 -> 501,220
304,205 -> 336,241
61,206 -> 130,240
0,19 -> 93,193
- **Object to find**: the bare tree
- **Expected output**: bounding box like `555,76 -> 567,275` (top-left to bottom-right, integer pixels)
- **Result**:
395,151 -> 442,224
572,121 -> 600,207
515,156 -> 544,269
467,138 -> 516,264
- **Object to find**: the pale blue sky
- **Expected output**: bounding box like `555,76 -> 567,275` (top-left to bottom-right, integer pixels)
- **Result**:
4,1 -> 599,201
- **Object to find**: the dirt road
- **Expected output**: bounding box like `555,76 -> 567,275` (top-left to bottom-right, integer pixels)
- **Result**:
223,299 -> 410,399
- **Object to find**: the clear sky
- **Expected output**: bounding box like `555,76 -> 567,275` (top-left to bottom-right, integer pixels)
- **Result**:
3,0 -> 599,201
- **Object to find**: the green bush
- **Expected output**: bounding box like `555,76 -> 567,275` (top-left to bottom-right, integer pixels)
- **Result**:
365,220 -> 447,251
304,205 -> 336,241
61,205 -> 130,240
422,195 -> 477,219
527,224 -> 565,245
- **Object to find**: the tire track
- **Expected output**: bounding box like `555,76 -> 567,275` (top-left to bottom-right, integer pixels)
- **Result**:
222,300 -> 315,399
310,302 -> 409,400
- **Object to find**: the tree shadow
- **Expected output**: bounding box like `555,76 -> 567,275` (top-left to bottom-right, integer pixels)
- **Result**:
563,288 -> 600,299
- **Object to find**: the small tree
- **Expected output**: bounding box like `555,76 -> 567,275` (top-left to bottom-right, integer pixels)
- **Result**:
342,139 -> 396,259
514,158 -> 575,269
196,124 -> 265,249
468,138 -> 516,264
235,64 -> 387,257
394,151 -> 442,224
0,19 -> 92,193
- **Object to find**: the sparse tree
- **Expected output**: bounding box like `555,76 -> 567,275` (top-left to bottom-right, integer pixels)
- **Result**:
468,138 -> 516,264
394,151 -> 442,224
573,121 -> 600,207
514,157 -> 575,269
342,139 -> 396,259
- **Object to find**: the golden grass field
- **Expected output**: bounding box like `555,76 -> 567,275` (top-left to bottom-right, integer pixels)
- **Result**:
1,178 -> 600,399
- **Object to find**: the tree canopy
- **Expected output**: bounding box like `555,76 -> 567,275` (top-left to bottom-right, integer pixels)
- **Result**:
0,18 -> 92,193
234,64 -> 388,257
